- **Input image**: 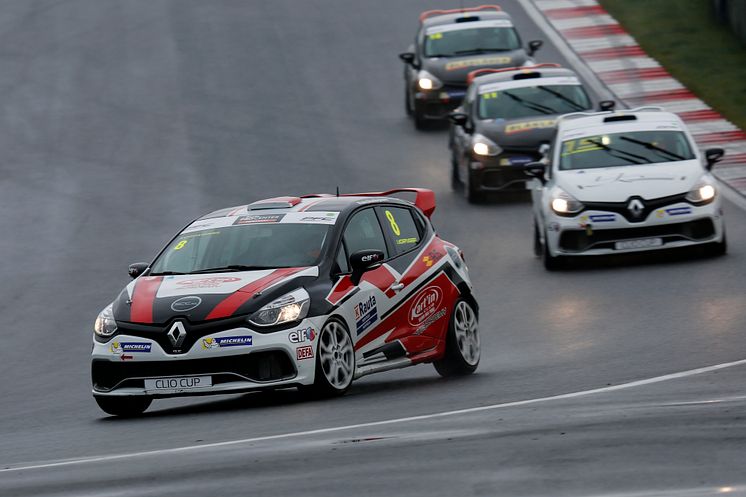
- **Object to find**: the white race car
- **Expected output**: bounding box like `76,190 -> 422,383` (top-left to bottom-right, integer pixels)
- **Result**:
526,106 -> 727,269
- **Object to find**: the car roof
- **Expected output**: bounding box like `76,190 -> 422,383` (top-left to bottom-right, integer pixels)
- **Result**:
471,65 -> 579,87
556,107 -> 687,136
422,10 -> 512,29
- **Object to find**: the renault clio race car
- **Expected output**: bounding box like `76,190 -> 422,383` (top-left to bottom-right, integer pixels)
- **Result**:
399,4 -> 543,129
448,64 -> 612,202
92,189 -> 480,416
525,107 -> 727,270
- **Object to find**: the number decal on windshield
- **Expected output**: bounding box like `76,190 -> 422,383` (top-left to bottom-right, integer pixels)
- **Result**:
173,240 -> 188,251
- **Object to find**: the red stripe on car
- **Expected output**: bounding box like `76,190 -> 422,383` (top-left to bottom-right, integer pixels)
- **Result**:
205,268 -> 306,320
130,277 -> 163,323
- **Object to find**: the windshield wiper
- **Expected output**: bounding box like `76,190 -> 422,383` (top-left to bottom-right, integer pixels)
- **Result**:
502,91 -> 556,115
149,271 -> 187,276
536,86 -> 587,112
619,136 -> 686,161
453,48 -> 511,55
189,265 -> 274,274
426,53 -> 454,58
586,139 -> 651,165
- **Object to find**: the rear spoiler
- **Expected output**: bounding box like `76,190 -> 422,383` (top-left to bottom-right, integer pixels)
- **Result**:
466,63 -> 561,85
303,188 -> 436,218
420,5 -> 501,23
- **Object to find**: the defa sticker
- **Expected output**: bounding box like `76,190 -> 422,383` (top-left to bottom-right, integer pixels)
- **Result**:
175,277 -> 241,289
296,346 -> 314,360
409,286 -> 443,327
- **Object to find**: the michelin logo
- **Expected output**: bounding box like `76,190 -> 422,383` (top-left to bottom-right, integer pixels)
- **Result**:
202,336 -> 253,349
110,342 -> 151,354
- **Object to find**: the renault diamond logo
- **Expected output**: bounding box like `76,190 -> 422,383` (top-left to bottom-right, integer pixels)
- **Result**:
627,198 -> 645,218
167,321 -> 187,348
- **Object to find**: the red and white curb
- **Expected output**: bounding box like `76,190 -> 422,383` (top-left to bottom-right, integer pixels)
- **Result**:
533,0 -> 746,197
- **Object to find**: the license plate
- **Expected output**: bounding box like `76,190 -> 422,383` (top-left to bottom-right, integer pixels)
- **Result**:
144,376 -> 212,391
614,238 -> 663,250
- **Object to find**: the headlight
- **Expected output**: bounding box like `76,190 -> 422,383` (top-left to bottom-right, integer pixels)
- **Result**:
417,70 -> 442,91
471,133 -> 501,156
94,303 -> 118,338
550,188 -> 584,215
685,178 -> 717,205
248,288 -> 310,327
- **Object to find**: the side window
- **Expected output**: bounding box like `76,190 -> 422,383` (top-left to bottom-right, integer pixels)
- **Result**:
379,207 -> 421,256
335,243 -> 349,274
343,209 -> 389,258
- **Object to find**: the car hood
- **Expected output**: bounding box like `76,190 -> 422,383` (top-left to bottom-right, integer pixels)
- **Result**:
423,51 -> 529,85
555,160 -> 705,202
479,116 -> 560,150
112,267 -> 318,324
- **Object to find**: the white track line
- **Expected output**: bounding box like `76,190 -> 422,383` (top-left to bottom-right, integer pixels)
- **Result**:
3,357 -> 746,474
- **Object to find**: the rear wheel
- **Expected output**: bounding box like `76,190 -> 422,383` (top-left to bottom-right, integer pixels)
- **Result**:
304,318 -> 355,398
95,396 -> 152,417
434,299 -> 480,377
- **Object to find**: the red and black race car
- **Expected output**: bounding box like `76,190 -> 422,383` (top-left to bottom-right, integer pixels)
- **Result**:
92,189 -> 480,416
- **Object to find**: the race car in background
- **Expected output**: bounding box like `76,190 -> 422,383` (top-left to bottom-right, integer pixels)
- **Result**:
525,107 -> 727,269
399,4 -> 543,129
92,189 -> 480,416
448,64 -> 613,202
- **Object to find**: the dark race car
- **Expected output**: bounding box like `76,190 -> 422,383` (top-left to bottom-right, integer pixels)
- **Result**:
448,64 -> 614,201
91,189 -> 480,416
398,4 -> 543,129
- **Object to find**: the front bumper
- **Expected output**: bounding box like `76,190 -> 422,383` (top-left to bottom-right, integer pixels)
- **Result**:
414,87 -> 466,119
470,153 -> 539,192
91,317 -> 324,398
544,201 -> 724,256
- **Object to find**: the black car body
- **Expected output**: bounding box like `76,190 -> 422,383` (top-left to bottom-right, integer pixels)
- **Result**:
399,5 -> 542,129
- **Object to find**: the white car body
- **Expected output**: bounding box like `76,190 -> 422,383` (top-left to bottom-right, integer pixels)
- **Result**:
531,108 -> 726,265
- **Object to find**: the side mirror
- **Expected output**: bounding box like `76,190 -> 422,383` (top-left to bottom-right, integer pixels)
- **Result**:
128,262 -> 149,279
538,143 -> 550,157
704,148 -> 725,170
349,249 -> 384,285
599,100 -> 616,111
399,52 -> 416,65
527,40 -> 543,56
447,112 -> 469,127
524,162 -> 546,184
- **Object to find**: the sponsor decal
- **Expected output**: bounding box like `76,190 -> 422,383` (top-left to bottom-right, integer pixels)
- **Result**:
289,327 -> 315,344
175,276 -> 241,289
110,342 -> 152,354
589,214 -> 615,223
656,209 -> 665,218
445,56 -> 512,71
422,249 -> 444,268
409,286 -> 444,327
505,119 -> 556,135
234,214 -> 285,225
202,336 -> 253,349
354,295 -> 378,335
548,222 -> 561,232
415,307 -> 447,335
666,207 -> 692,216
296,345 -> 314,360
499,155 -> 533,166
281,212 -> 339,225
397,237 -> 418,245
170,296 -> 202,312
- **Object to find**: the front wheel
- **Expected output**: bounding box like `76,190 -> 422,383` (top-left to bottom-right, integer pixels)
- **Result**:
434,298 -> 480,377
304,318 -> 355,397
543,231 -> 564,270
463,170 -> 482,203
95,396 -> 152,417
704,232 -> 727,256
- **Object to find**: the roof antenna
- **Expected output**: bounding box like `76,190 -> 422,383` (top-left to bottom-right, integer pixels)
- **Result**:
336,186 -> 340,197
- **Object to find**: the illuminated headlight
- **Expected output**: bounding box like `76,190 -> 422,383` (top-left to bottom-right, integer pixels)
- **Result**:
550,188 -> 584,215
94,303 -> 117,338
685,179 -> 717,205
248,288 -> 310,327
471,133 -> 501,156
417,70 -> 442,91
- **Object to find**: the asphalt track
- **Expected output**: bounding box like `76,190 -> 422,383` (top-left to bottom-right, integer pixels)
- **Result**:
1,1 -> 745,495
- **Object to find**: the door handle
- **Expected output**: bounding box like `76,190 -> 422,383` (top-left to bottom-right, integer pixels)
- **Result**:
391,283 -> 405,292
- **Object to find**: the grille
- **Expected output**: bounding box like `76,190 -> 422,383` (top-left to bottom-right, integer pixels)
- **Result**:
581,193 -> 690,223
559,218 -> 715,252
92,350 -> 297,391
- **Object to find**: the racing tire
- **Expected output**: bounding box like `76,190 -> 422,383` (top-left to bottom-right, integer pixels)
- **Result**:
533,221 -> 542,257
414,110 -> 428,130
434,298 -> 480,377
463,170 -> 482,203
451,153 -> 461,190
303,318 -> 355,398
704,232 -> 727,257
405,87 -> 413,117
542,231 -> 564,270
95,396 -> 152,417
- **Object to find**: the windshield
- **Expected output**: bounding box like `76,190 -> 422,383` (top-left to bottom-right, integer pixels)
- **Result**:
150,222 -> 331,274
478,84 -> 591,119
559,130 -> 695,170
424,26 -> 520,57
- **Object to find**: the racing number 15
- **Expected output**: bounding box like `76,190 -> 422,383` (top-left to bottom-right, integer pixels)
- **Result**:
385,210 -> 400,236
